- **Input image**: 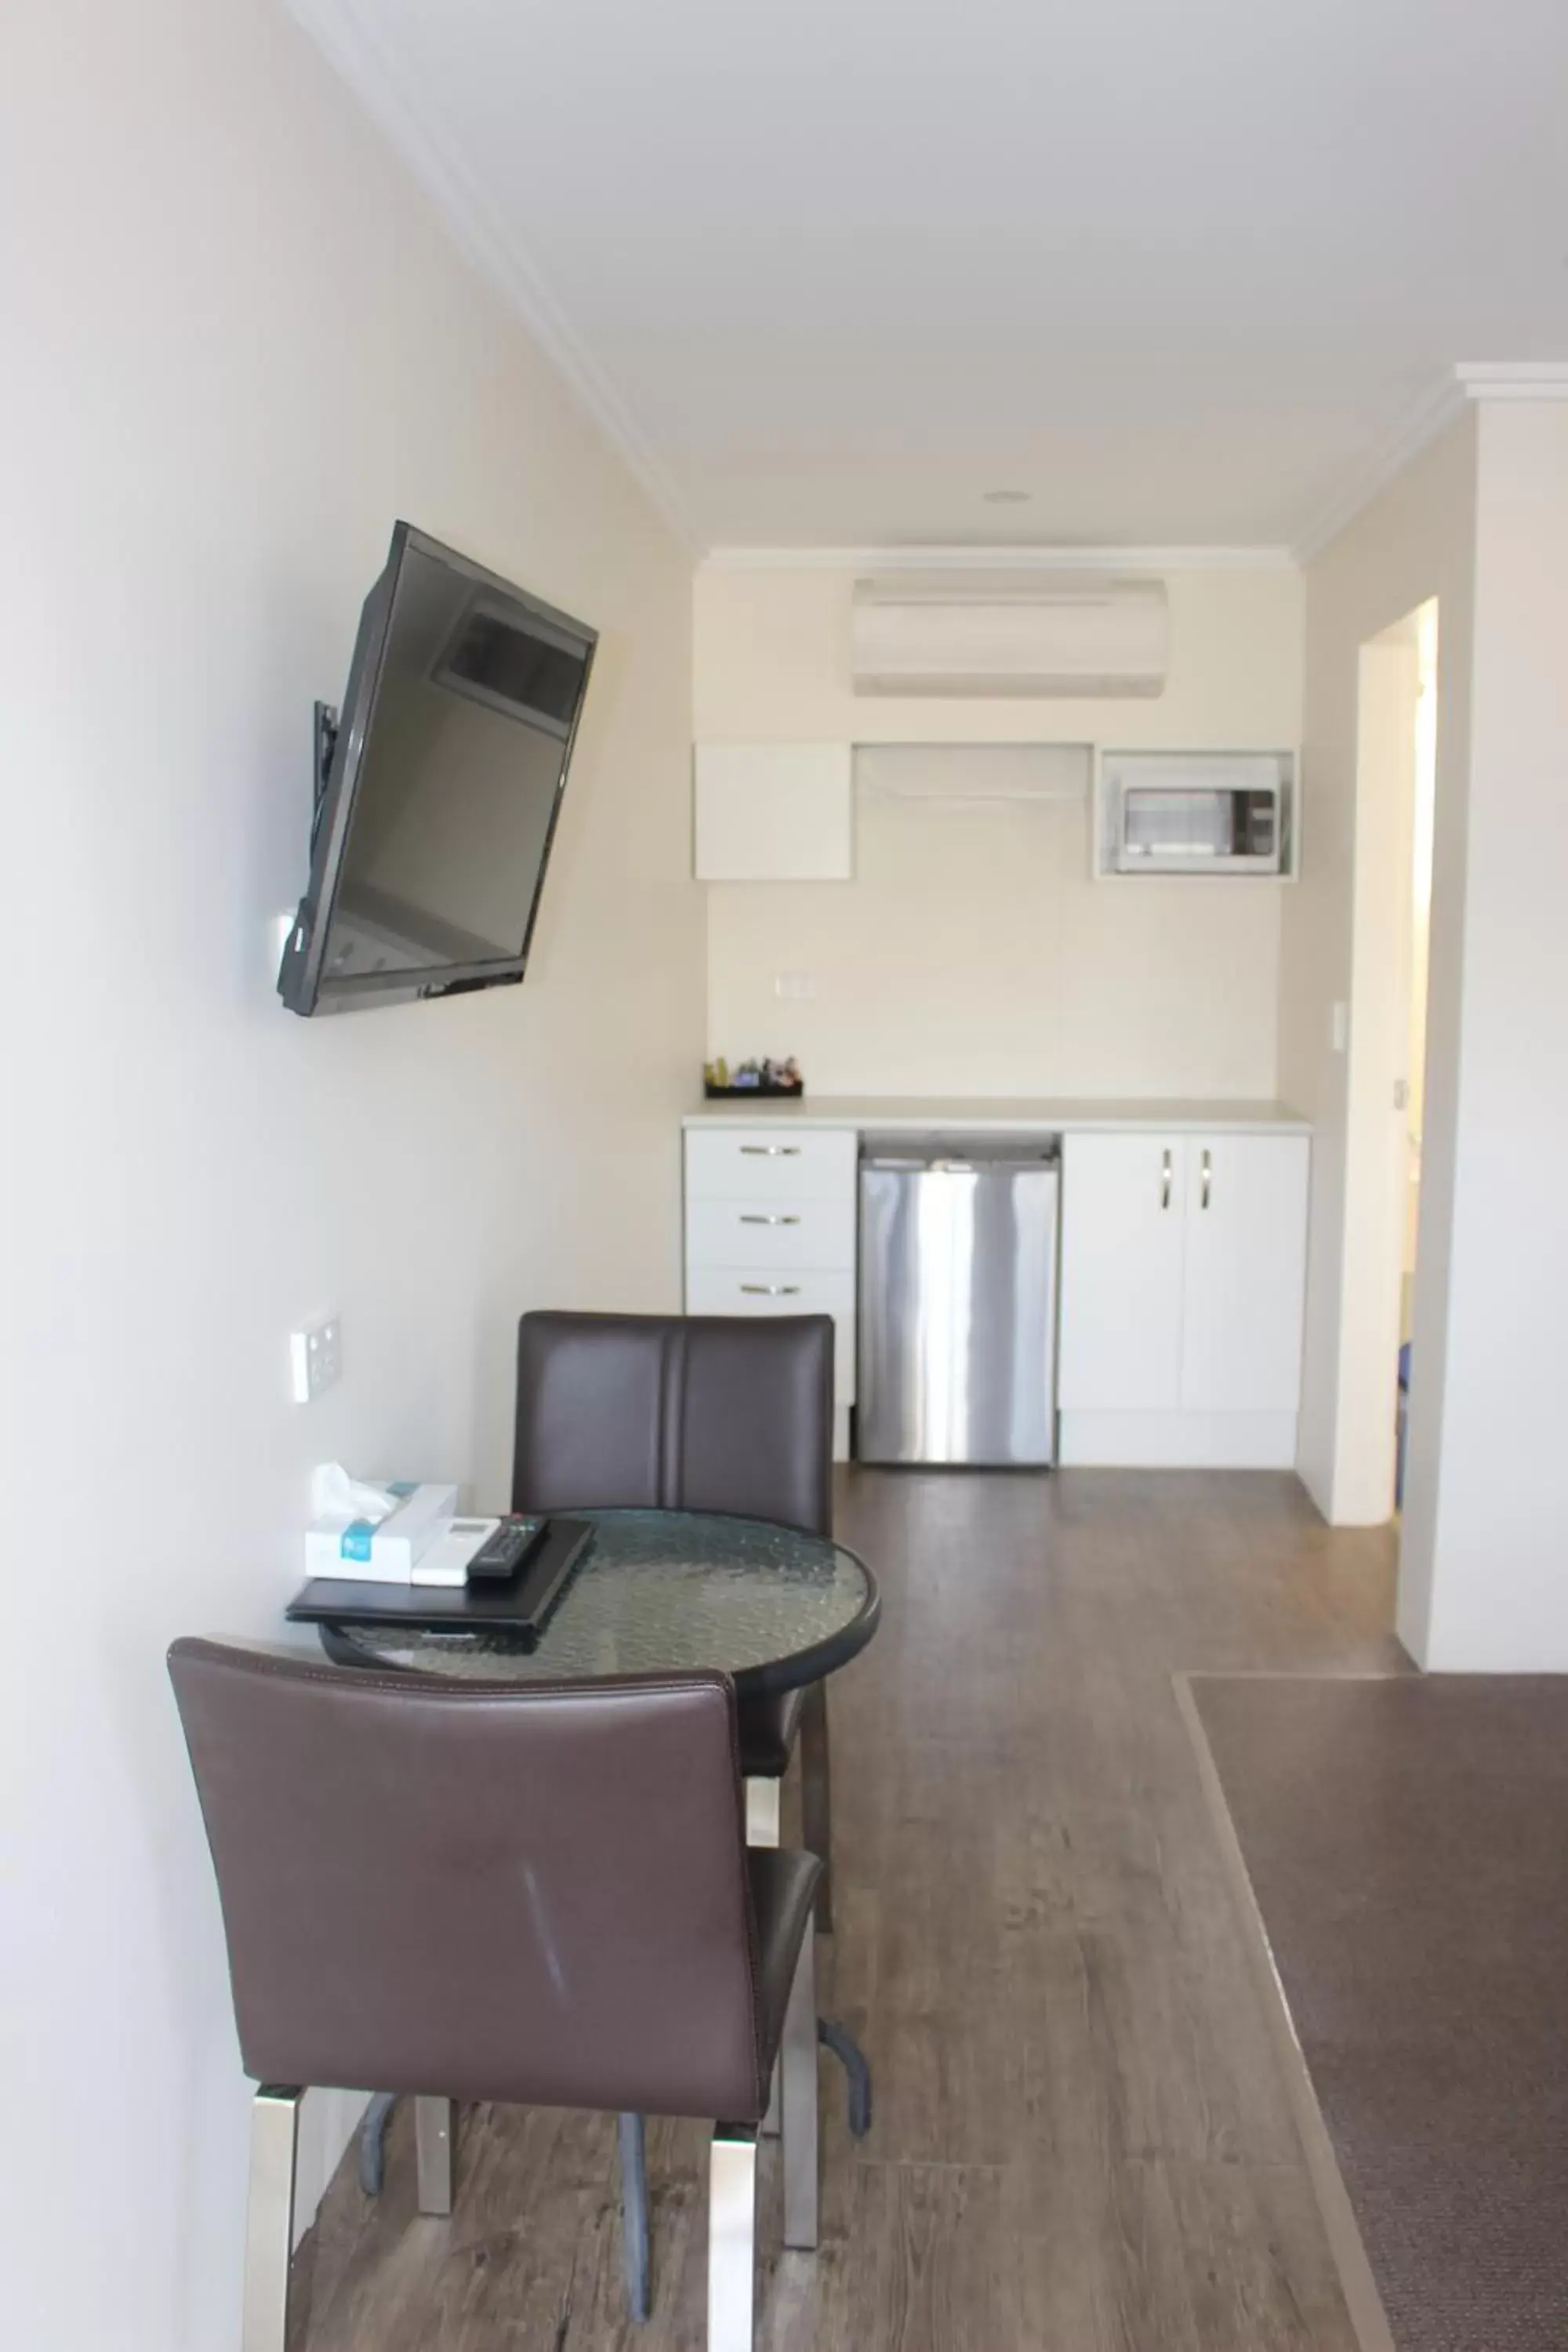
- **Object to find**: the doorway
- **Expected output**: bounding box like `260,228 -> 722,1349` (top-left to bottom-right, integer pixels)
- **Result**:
1334,597 -> 1439,1524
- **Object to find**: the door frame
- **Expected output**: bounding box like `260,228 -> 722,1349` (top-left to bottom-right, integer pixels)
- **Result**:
1329,602 -> 1435,1522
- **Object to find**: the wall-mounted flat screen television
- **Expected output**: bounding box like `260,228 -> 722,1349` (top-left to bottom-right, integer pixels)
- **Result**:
278,522 -> 597,1015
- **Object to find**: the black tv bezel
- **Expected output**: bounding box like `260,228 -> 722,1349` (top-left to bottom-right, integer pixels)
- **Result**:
278,521 -> 598,1017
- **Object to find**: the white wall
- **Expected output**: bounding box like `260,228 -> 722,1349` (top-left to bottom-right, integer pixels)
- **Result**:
1283,419 -> 1478,1530
1289,399 -> 1568,1669
0,4 -> 701,2348
696,565 -> 1304,1097
1411,401 -> 1568,1667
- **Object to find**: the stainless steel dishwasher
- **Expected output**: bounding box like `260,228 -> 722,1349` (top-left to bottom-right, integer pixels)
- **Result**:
857,1136 -> 1060,1465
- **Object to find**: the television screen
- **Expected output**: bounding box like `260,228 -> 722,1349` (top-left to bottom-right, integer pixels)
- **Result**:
278,523 -> 597,1014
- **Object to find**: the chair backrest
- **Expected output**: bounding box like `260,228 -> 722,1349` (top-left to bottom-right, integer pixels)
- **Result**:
512,1311 -> 833,1534
167,1640 -> 770,2120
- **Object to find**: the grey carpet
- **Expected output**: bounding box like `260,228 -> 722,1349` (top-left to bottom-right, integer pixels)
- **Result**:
1190,1674 -> 1568,2352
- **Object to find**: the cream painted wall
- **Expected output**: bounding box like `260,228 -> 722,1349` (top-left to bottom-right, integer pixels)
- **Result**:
1284,420 -> 1477,1541
696,567 -> 1304,1097
0,4 -> 700,2348
1291,403 -> 1568,1670
1414,401 -> 1568,1668
708,782 -> 1284,1097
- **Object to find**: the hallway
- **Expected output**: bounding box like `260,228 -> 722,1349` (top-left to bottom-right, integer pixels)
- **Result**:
290,1469 -> 1401,2351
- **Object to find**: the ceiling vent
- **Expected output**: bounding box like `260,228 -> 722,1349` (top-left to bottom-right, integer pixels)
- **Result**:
851,572 -> 1169,699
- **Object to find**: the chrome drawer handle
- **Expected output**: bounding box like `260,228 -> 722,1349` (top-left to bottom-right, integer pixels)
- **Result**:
740,1283 -> 800,1296
739,1145 -> 800,1156
1200,1148 -> 1213,1210
1160,1148 -> 1173,1210
739,1213 -> 800,1225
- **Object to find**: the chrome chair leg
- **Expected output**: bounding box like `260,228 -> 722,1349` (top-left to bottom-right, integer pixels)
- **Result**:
781,1932 -> 819,2250
799,1682 -> 833,1933
243,2085 -> 300,2352
744,1775 -> 781,1846
745,1777 -> 785,2138
707,2125 -> 758,2352
415,2096 -> 453,2216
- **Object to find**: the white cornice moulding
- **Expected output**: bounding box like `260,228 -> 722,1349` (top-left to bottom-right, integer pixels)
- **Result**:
1294,361 -> 1568,564
283,0 -> 704,550
1291,376 -> 1468,566
701,543 -> 1298,575
1454,361 -> 1568,400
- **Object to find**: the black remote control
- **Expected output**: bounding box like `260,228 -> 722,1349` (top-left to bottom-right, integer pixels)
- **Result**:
465,1515 -> 546,1582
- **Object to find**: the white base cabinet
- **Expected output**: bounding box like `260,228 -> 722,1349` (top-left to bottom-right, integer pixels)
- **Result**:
1058,1132 -> 1308,1468
681,1115 -> 1309,1475
683,1125 -> 858,1461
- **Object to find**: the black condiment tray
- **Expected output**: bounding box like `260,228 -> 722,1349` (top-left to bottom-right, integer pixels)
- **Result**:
703,1081 -> 804,1099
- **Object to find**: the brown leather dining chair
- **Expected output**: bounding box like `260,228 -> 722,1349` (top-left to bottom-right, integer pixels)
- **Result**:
512,1309 -> 836,1922
168,1639 -> 822,2351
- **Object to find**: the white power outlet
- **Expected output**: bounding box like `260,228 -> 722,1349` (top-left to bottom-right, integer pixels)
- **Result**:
289,1313 -> 342,1404
774,971 -> 815,1000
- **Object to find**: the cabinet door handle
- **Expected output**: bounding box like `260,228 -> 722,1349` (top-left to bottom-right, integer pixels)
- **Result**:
1160,1149 -> 1173,1210
739,1213 -> 800,1225
1200,1149 -> 1213,1210
740,1282 -> 800,1296
739,1144 -> 800,1156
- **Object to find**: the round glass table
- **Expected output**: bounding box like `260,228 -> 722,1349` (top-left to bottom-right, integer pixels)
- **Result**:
315,1505 -> 880,1697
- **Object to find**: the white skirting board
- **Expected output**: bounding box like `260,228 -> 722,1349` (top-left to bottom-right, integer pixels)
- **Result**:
1058,1410 -> 1298,1470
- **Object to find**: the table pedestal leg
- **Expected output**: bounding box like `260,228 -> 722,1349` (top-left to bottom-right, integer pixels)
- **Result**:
619,2111 -> 652,2322
357,2093 -> 397,2197
818,2019 -> 872,2138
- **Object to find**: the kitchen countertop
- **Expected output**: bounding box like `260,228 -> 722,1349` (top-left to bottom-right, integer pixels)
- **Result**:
684,1095 -> 1310,1135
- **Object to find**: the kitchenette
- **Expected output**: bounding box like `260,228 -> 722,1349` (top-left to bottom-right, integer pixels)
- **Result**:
685,557 -> 1314,1475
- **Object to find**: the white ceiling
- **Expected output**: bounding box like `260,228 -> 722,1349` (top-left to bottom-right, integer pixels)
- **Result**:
292,0 -> 1568,553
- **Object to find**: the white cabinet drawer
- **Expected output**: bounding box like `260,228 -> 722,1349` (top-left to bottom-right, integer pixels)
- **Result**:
685,1196 -> 856,1273
685,1125 -> 857,1203
684,1265 -> 856,1403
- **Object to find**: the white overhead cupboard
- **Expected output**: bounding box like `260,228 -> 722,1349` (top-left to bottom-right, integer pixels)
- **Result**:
691,742 -> 853,880
1057,1130 -> 1310,1466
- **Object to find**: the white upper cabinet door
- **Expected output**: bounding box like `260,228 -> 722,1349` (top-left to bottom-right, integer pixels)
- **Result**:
693,742 -> 853,880
1058,1134 -> 1186,1411
1180,1136 -> 1309,1413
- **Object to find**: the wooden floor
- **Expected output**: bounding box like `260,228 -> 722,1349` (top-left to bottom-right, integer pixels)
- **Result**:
289,1468 -> 1403,2352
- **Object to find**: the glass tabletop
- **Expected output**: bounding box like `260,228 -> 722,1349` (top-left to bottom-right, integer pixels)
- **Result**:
318,1507 -> 880,1697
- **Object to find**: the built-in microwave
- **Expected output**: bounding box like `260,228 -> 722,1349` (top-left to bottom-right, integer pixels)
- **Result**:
1100,752 -> 1293,877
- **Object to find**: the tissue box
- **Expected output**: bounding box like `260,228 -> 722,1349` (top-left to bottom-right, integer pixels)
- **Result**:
306,1480 -> 458,1584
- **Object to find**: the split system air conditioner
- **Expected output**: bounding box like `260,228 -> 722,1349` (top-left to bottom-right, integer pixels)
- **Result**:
851,572 -> 1169,699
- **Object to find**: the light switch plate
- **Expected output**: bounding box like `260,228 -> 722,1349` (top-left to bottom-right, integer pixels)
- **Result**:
289,1313 -> 342,1404
774,971 -> 815,1000
1331,1001 -> 1348,1054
